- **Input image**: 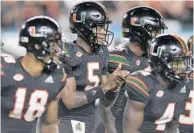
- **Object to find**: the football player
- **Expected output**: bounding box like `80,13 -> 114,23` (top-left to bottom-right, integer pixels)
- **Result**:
1,16 -> 66,133
179,35 -> 193,133
123,34 -> 191,133
97,6 -> 167,133
58,2 -> 129,133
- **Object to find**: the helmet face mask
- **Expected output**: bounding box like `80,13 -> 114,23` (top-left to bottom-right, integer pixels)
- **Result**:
188,55 -> 193,71
36,41 -> 62,63
144,25 -> 165,38
69,2 -> 114,50
19,16 -> 62,72
149,34 -> 191,83
92,24 -> 114,47
164,56 -> 190,77
187,35 -> 193,70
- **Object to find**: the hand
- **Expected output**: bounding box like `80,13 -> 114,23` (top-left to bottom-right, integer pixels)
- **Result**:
61,47 -> 70,57
59,49 -> 78,67
113,63 -> 130,78
59,47 -> 71,64
110,63 -> 130,91
101,63 -> 130,92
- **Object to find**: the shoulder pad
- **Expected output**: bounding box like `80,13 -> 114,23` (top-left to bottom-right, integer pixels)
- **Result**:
125,71 -> 154,95
124,73 -> 152,104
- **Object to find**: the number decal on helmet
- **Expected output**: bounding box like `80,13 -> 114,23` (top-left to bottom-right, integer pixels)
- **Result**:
28,26 -> 52,37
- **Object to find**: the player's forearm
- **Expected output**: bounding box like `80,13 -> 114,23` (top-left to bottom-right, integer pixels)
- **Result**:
72,85 -> 107,108
62,84 -> 105,109
39,114 -> 60,133
99,100 -> 117,133
69,72 -> 126,109
40,123 -> 59,133
73,91 -> 89,108
123,99 -> 144,133
62,90 -> 88,109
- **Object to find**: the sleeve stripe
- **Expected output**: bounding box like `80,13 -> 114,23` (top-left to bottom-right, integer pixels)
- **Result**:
126,76 -> 149,96
171,35 -> 187,54
109,54 -> 129,66
109,54 -> 126,59
127,76 -> 148,90
108,61 -> 130,66
126,80 -> 149,96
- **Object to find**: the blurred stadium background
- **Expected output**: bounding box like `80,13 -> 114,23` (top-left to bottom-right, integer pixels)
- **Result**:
1,0 -> 193,57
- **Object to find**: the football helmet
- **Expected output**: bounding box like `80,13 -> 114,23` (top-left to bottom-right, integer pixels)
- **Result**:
149,34 -> 190,82
19,16 -> 62,72
122,6 -> 167,51
69,1 -> 114,49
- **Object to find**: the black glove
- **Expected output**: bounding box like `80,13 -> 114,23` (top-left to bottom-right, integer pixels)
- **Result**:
63,63 -> 73,78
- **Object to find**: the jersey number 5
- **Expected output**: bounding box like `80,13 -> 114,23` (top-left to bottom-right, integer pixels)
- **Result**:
9,88 -> 48,122
85,62 -> 100,91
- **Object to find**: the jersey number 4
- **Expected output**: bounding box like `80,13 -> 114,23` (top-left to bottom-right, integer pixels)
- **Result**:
9,88 -> 48,122
155,103 -> 175,131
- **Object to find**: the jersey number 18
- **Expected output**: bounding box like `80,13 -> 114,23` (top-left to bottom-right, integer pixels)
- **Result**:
9,88 -> 48,122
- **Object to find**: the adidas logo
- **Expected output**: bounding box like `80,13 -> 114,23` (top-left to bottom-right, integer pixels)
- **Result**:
180,86 -> 186,93
45,76 -> 54,83
99,49 -> 103,53
91,90 -> 97,96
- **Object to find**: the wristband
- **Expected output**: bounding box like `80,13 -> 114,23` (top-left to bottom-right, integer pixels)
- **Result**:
85,86 -> 105,103
63,64 -> 73,78
105,91 -> 118,100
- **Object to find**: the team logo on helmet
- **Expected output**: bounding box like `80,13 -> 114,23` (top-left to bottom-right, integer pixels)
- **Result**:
130,17 -> 140,26
28,26 -> 52,37
72,13 -> 86,23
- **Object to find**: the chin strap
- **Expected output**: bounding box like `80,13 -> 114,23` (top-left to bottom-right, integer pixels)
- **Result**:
34,55 -> 58,74
43,61 -> 58,74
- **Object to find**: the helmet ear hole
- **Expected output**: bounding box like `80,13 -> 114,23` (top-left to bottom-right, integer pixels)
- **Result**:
157,60 -> 164,73
150,56 -> 163,73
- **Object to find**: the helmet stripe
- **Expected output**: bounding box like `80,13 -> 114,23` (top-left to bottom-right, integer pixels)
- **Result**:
171,35 -> 187,54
